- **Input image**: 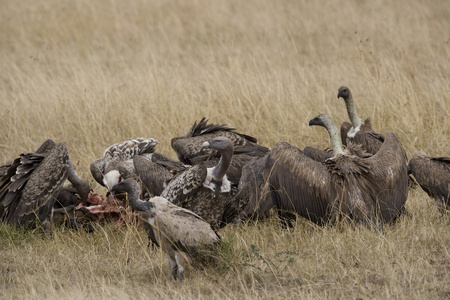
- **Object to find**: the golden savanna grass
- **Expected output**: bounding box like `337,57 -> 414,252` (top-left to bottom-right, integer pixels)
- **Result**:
1,0 -> 449,299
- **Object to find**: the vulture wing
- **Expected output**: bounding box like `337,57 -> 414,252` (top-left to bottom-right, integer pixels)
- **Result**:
266,142 -> 333,224
409,156 -> 450,207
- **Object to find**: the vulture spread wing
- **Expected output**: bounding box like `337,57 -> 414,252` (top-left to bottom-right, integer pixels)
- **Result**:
266,142 -> 333,224
350,131 -> 408,222
230,155 -> 272,221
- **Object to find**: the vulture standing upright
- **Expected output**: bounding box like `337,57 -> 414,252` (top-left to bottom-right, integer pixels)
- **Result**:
408,153 -> 450,213
111,180 -> 220,281
266,114 -> 408,228
337,86 -> 384,155
160,137 -> 236,229
90,138 -> 159,189
0,139 -> 90,234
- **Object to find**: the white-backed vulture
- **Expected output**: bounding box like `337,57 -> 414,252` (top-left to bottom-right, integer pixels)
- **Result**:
337,86 -> 384,155
170,118 -> 269,184
90,138 -> 158,189
160,137 -> 236,229
266,114 -> 408,228
0,139 -> 90,234
111,180 -> 220,281
408,153 -> 450,213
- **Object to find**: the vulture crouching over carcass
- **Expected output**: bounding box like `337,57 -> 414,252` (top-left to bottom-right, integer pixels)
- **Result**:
0,139 -> 90,235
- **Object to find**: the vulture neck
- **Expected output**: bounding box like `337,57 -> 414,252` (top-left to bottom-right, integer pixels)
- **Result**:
67,161 -> 90,205
125,182 -> 153,212
344,95 -> 362,128
324,119 -> 345,157
211,146 -> 233,181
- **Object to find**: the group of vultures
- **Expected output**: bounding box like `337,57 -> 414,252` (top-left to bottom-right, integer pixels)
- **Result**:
1,86 -> 449,281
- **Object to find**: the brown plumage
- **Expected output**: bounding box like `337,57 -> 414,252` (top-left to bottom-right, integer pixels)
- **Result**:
0,139 -> 90,234
133,153 -> 187,197
266,114 -> 408,228
337,86 -> 384,155
90,138 -> 159,189
111,180 -> 220,281
227,154 -> 272,222
302,146 -> 333,162
161,137 -> 236,229
170,118 -> 269,184
408,153 -> 450,213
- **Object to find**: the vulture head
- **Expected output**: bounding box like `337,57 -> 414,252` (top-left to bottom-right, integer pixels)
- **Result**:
201,136 -> 234,153
337,86 -> 351,100
110,178 -> 134,195
309,114 -> 345,157
309,114 -> 335,128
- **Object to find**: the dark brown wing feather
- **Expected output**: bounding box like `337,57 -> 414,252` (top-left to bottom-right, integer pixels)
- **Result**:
303,146 -> 333,162
1,143 -> 70,227
341,119 -> 384,155
171,118 -> 269,165
352,131 -> 385,155
409,156 -> 450,206
230,155 -> 272,221
340,131 -> 408,222
133,155 -> 184,196
265,142 -> 333,225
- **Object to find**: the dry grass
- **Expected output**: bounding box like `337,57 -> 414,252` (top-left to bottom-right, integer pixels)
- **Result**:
0,0 -> 449,299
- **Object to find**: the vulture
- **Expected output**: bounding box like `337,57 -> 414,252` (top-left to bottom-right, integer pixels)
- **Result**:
0,139 -> 90,234
160,137 -> 236,229
408,152 -> 450,213
170,117 -> 270,184
132,153 -> 187,197
266,114 -> 408,228
111,180 -> 220,281
302,146 -> 334,163
337,86 -> 384,155
228,154 -> 272,222
90,138 -> 159,189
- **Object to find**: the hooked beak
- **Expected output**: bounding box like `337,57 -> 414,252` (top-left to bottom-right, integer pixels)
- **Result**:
308,117 -> 322,127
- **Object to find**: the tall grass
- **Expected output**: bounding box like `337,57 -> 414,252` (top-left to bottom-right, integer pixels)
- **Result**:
0,0 -> 449,299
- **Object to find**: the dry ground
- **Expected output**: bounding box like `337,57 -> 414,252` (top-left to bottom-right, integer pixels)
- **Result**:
0,0 -> 449,299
